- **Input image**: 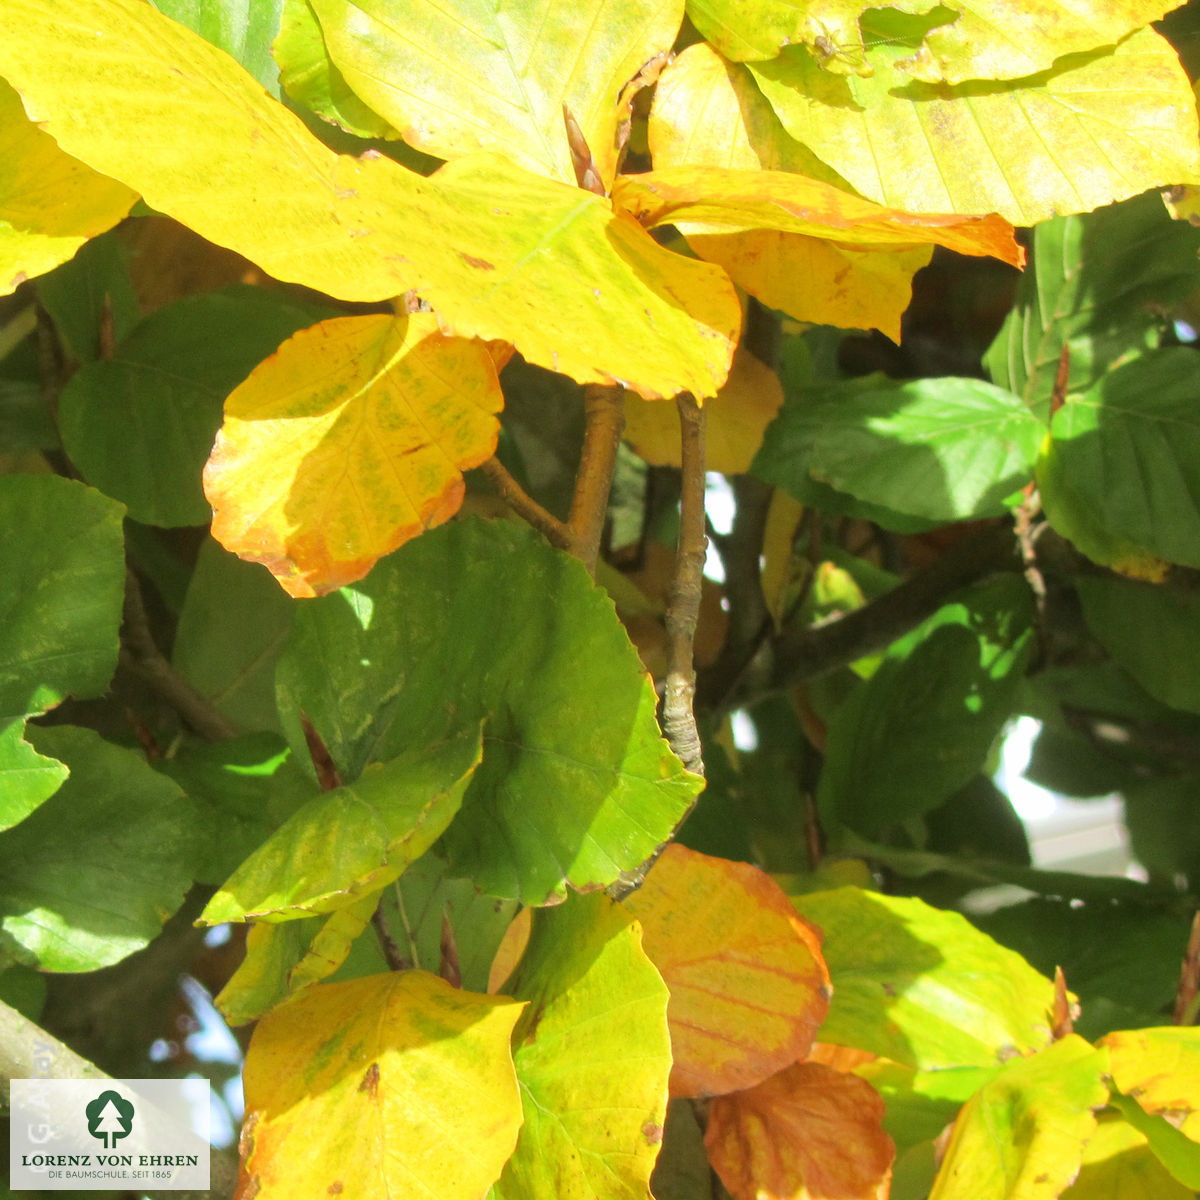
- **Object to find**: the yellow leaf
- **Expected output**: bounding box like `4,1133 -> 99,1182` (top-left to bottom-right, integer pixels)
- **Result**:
0,0 -> 738,399
612,165 -> 1024,266
750,27 -> 1200,225
706,1060 -> 894,1200
622,844 -> 831,1099
237,972 -> 525,1200
624,346 -> 783,474
0,78 -> 135,294
761,489 -> 806,629
1062,1113 -> 1196,1200
205,313 -> 502,597
1100,1028 -> 1200,1127
307,0 -> 682,187
648,42 -> 932,338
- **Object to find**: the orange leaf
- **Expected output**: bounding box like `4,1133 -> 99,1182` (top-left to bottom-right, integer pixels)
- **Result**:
237,971 -> 525,1200
204,312 -> 502,596
706,1060 -> 895,1200
622,843 -> 831,1098
612,165 -> 1024,268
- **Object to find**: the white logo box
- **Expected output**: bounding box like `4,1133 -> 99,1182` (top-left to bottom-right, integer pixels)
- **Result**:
10,1078 -> 210,1192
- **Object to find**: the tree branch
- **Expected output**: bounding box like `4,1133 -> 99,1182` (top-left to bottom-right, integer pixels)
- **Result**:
0,999 -> 238,1200
661,394 -> 706,777
120,569 -> 239,741
568,384 -> 625,576
478,456 -> 574,553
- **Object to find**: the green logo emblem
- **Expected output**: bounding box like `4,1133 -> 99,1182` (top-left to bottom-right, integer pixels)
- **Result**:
85,1090 -> 135,1149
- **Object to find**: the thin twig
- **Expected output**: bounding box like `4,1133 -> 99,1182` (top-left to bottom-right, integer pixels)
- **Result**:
568,384 -> 625,576
120,569 -> 238,741
1174,910 -> 1200,1025
479,456 -> 574,553
661,394 -> 706,777
371,899 -> 409,973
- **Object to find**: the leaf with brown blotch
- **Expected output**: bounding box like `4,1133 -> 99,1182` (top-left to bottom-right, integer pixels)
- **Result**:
706,1060 -> 894,1200
236,971 -> 525,1200
204,312 -> 502,597
622,844 -> 831,1098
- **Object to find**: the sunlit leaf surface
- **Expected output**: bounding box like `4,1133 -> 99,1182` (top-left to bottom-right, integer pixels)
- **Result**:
238,972 -> 525,1200
623,844 -> 831,1098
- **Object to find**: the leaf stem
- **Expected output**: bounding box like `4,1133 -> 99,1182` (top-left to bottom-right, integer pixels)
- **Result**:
568,384 -> 625,576
479,456 -> 573,553
661,394 -> 706,777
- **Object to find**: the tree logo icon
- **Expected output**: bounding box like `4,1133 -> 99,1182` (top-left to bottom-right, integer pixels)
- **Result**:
85,1090 -> 135,1149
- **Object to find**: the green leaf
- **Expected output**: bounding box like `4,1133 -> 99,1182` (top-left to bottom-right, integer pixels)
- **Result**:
274,0 -> 399,139
985,194 -> 1200,418
0,474 -> 124,830
0,725 -> 200,971
58,287 -> 326,527
200,724 -> 483,922
973,898 -> 1191,1039
1039,347 -> 1200,573
157,733 -> 292,885
930,1035 -> 1109,1200
1123,775 -> 1200,889
275,518 -> 700,904
818,577 -> 1034,836
151,0 -> 286,98
753,376 -> 1043,523
1076,575 -> 1200,715
860,1060 -> 1000,1153
795,886 -> 1057,1069
35,231 -> 139,363
172,538 -> 295,734
492,891 -> 671,1200
1108,1092 -> 1200,1189
748,29 -> 1200,226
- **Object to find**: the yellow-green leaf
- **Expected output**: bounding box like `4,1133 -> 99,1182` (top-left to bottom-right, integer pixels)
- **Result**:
1100,1027 -> 1200,1137
204,313 -> 502,597
237,971 -> 525,1200
307,0 -> 682,187
750,28 -> 1200,225
612,165 -> 1023,265
0,78 -> 135,294
201,725 -> 482,923
0,0 -> 738,399
930,1036 -> 1110,1200
1062,1112 -> 1196,1200
648,42 -> 933,339
493,892 -> 671,1200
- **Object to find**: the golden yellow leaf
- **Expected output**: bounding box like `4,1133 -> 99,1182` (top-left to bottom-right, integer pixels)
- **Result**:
237,972 -> 525,1200
648,43 -> 934,339
0,0 -> 738,399
622,844 -> 831,1099
307,0 -> 682,187
624,347 -> 783,474
204,313 -> 502,597
751,27 -> 1200,225
0,78 -> 135,294
612,164 -> 1024,266
706,1060 -> 894,1200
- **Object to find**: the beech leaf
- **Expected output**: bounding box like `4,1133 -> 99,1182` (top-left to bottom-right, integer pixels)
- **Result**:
237,971 -> 525,1200
492,892 -> 671,1200
705,1060 -> 894,1200
750,28 -> 1200,225
622,844 -> 831,1099
0,78 -> 135,294
205,313 -> 504,597
0,0 -> 738,400
306,0 -> 682,188
795,887 -> 1058,1069
275,518 -> 700,904
929,1035 -> 1110,1200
